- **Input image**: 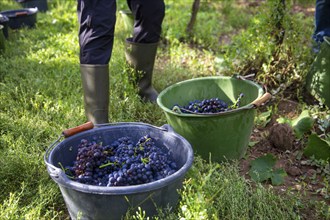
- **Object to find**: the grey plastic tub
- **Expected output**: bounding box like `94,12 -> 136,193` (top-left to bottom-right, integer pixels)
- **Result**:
0,8 -> 38,29
44,122 -> 194,220
16,0 -> 48,12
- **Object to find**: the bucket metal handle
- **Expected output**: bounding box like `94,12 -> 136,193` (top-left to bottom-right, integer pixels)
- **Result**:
233,74 -> 272,108
96,122 -> 168,132
233,73 -> 255,80
62,121 -> 168,137
44,121 -> 94,178
44,135 -> 64,178
231,74 -> 272,107
160,124 -> 174,133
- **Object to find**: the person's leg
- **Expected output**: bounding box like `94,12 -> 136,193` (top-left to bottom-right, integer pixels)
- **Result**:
77,0 -> 116,124
305,0 -> 330,107
127,0 -> 165,43
78,0 -> 116,64
313,0 -> 330,53
125,0 -> 165,102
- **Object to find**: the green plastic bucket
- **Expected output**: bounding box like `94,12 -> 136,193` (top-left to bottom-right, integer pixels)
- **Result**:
157,76 -> 271,162
305,36 -> 330,108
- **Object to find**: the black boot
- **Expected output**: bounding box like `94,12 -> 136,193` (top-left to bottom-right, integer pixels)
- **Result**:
125,38 -> 159,102
80,64 -> 109,124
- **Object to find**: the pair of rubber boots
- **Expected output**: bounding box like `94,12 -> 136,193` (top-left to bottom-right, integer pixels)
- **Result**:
80,38 -> 159,124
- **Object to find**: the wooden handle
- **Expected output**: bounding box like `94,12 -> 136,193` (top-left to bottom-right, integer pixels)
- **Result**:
62,121 -> 94,138
15,11 -> 29,16
251,92 -> 272,107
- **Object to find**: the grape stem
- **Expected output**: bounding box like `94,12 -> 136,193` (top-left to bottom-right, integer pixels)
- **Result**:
99,161 -> 116,169
58,162 -> 74,179
141,157 -> 150,164
230,93 -> 244,109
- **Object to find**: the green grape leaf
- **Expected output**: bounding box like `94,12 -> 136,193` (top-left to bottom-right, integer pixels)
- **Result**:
291,110 -> 314,138
249,141 -> 259,148
255,109 -> 272,128
304,133 -> 330,161
249,154 -> 276,182
276,116 -> 292,126
270,168 -> 287,186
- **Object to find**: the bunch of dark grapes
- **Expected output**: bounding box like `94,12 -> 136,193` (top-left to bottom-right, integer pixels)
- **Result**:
64,135 -> 178,187
172,94 -> 244,114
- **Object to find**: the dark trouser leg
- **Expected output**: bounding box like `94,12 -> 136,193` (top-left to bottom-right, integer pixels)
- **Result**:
78,0 -> 116,64
127,0 -> 165,43
305,1 -> 330,107
313,0 -> 330,53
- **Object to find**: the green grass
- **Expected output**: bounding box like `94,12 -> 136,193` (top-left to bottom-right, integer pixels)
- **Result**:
1,0 -> 328,219
177,158 -> 300,220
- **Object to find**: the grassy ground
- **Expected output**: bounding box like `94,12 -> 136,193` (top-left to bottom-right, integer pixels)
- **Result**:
1,0 -> 328,219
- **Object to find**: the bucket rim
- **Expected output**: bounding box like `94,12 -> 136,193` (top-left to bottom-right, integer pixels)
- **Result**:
0,8 -> 38,18
156,76 -> 264,117
0,14 -> 9,23
45,122 -> 194,195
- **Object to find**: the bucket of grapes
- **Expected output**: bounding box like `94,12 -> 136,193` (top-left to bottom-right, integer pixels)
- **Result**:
157,75 -> 271,162
44,122 -> 193,220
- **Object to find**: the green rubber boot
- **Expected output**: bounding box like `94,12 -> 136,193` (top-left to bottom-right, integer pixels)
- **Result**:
125,38 -> 159,102
80,64 -> 109,124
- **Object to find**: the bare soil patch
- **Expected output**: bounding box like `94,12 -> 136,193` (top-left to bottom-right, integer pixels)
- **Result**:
239,98 -> 330,208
